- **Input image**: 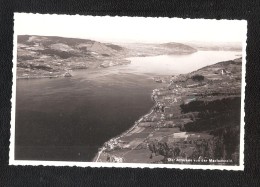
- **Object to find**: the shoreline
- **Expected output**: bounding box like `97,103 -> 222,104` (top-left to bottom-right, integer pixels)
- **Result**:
94,105 -> 156,162
16,60 -> 131,80
17,75 -> 61,79
94,57 -> 242,164
92,73 -> 176,162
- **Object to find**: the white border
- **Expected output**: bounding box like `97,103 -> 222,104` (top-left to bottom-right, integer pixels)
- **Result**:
9,13 -> 247,170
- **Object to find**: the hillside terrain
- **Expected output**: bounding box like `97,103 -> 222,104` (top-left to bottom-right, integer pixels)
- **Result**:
16,35 -> 130,78
16,35 -> 198,79
95,58 -> 242,165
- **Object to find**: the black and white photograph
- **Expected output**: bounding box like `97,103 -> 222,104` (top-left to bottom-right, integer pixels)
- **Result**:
10,13 -> 247,170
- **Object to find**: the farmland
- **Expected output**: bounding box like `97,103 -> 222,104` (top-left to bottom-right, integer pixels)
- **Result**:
95,58 -> 242,165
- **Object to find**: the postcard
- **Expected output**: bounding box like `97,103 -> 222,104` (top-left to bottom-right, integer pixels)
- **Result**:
10,13 -> 247,170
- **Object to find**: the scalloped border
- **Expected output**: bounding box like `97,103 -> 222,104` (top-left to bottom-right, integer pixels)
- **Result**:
9,13 -> 247,170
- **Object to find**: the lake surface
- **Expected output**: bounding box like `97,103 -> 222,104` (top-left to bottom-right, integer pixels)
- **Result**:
126,51 -> 242,75
15,51 -> 241,161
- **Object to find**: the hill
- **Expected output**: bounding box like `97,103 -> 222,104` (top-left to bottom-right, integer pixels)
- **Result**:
95,58 -> 242,165
158,42 -> 197,54
118,42 -> 197,57
16,35 -> 129,78
16,35 -> 199,78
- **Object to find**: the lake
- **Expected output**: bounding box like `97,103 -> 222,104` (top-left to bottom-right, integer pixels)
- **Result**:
15,51 -> 241,161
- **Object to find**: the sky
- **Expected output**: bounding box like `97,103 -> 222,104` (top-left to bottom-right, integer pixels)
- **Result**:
14,13 -> 247,43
